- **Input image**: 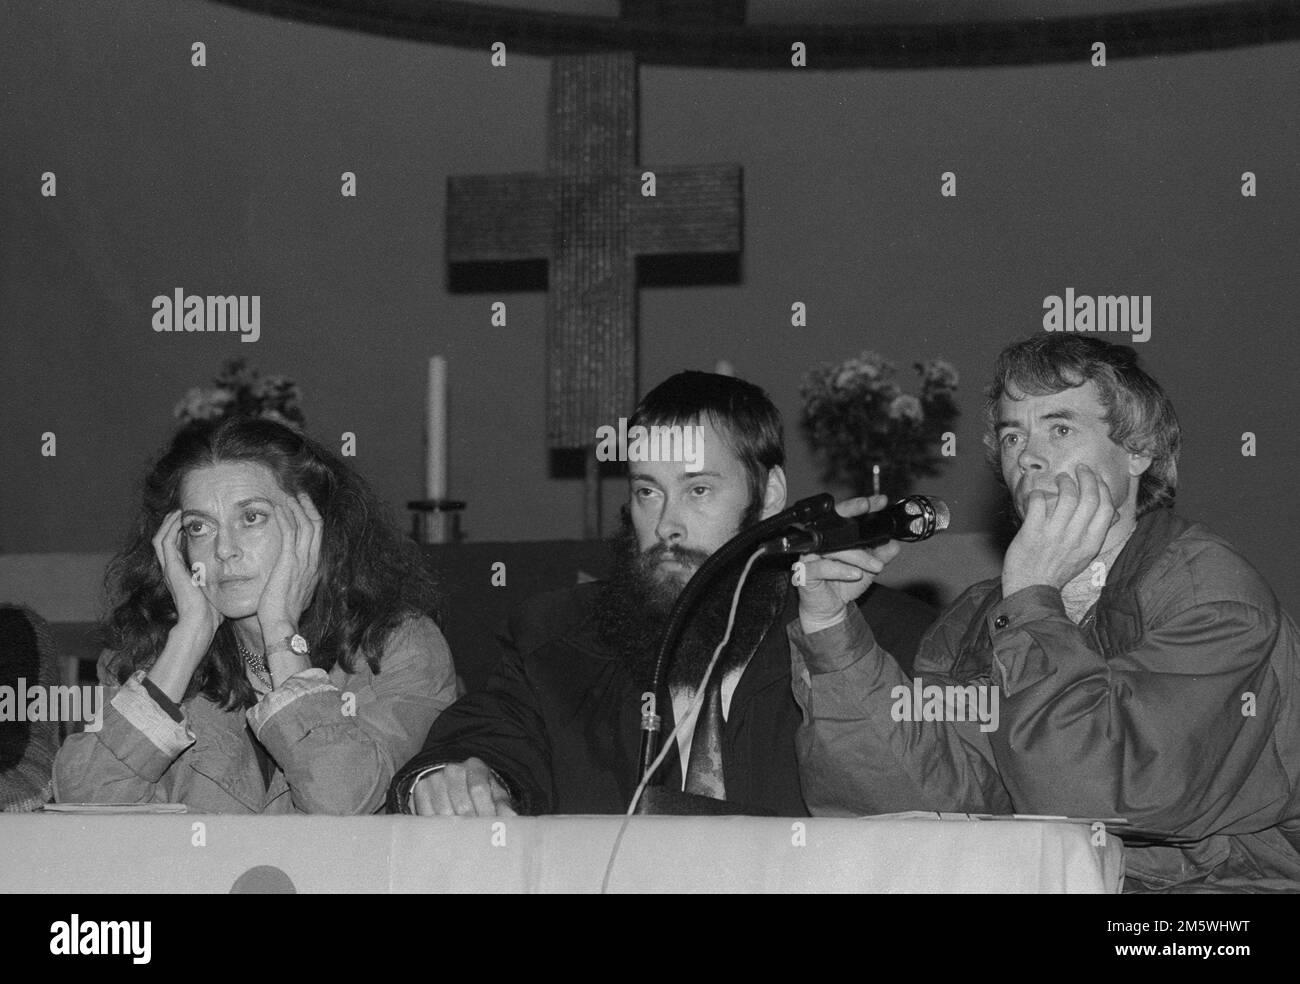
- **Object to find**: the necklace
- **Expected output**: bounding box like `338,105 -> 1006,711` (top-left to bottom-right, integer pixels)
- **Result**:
236,640 -> 271,683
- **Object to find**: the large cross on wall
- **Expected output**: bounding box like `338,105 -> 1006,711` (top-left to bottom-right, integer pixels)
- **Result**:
445,49 -> 743,534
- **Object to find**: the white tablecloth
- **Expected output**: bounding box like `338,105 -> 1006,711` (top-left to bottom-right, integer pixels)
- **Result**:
0,813 -> 1124,893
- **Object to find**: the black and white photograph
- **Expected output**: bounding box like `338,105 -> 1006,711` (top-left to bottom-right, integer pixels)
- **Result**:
1,0 -> 1297,939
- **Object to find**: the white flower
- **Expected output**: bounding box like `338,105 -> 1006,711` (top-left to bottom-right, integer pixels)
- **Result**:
874,380 -> 900,402
888,394 -> 924,423
173,387 -> 204,420
923,360 -> 959,389
174,386 -> 231,421
857,352 -> 887,379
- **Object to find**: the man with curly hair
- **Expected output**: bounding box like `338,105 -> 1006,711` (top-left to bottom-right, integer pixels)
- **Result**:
791,334 -> 1300,891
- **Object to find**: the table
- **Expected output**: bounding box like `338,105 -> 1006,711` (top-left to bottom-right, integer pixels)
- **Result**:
0,813 -> 1123,893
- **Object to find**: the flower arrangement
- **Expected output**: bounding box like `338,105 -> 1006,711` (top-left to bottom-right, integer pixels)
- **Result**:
800,352 -> 959,496
173,358 -> 305,427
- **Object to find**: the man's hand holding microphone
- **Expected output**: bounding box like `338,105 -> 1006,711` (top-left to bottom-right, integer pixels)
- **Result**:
795,495 -> 902,632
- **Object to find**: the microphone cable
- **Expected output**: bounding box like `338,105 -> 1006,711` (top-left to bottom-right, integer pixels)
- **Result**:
637,493 -> 839,780
599,545 -> 768,895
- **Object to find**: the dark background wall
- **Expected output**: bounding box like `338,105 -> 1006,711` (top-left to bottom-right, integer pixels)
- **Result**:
2,0 -> 1296,608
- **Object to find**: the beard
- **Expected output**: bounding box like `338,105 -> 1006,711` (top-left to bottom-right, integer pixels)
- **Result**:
593,505 -> 792,690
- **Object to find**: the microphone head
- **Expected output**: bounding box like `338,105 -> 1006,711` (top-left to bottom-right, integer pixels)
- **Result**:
899,495 -> 950,540
927,497 -> 951,532
936,500 -> 951,532
763,494 -> 951,553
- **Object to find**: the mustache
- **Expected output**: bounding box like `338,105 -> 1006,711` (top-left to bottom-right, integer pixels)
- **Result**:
640,542 -> 712,569
594,517 -> 790,689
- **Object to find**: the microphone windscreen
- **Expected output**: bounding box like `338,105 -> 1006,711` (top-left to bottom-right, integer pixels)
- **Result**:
929,498 -> 951,533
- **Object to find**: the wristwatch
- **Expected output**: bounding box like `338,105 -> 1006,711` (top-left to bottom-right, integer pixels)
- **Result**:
267,632 -> 310,659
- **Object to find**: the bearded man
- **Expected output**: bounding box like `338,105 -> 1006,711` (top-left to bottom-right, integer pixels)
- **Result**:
387,370 -> 937,816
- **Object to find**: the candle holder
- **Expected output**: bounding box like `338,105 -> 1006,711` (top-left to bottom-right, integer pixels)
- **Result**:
407,499 -> 467,544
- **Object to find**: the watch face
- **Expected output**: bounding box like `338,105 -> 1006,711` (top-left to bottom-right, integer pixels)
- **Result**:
289,634 -> 309,655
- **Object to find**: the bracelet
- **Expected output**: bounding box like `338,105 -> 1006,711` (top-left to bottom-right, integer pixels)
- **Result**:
141,676 -> 184,723
403,763 -> 520,814
404,765 -> 448,814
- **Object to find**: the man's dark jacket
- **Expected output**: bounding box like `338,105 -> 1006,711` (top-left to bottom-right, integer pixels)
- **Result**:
388,582 -> 936,816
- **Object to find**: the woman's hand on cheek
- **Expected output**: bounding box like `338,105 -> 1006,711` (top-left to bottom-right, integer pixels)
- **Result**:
147,509 -> 224,701
153,509 -> 223,640
257,492 -> 323,639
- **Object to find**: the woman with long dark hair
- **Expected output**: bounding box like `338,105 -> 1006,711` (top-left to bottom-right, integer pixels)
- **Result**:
54,416 -> 456,813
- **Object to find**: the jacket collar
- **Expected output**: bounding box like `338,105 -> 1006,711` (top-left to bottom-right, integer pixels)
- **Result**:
1094,506 -> 1191,654
726,587 -> 800,711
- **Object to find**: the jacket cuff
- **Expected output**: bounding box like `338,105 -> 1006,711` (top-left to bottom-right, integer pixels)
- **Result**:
990,585 -> 1076,696
111,672 -> 196,776
787,603 -> 875,675
245,668 -> 338,745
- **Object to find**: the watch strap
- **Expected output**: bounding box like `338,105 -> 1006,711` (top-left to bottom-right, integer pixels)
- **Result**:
267,632 -> 308,659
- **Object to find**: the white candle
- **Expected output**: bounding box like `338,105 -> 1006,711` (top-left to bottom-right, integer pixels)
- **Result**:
426,356 -> 447,501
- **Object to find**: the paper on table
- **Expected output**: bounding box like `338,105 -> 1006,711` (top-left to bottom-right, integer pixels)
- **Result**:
971,814 -> 1130,826
860,811 -> 1129,826
43,803 -> 189,814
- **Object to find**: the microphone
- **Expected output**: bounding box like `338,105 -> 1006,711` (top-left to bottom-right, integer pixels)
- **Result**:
761,494 -> 950,555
